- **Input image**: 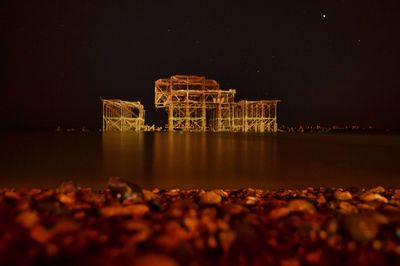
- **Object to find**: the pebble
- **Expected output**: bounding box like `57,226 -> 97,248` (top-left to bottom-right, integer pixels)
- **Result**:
367,186 -> 385,194
270,207 -> 291,220
77,189 -> 105,205
357,203 -> 376,211
143,189 -> 157,201
4,191 -> 21,201
52,220 -> 80,234
316,194 -> 326,205
225,204 -> 248,215
372,239 -> 383,251
183,217 -> 198,232
165,189 -> 180,196
305,250 -> 322,264
339,201 -> 358,215
108,177 -> 144,202
319,230 -> 328,240
383,205 -> 400,212
360,193 -> 388,203
30,225 -> 53,244
219,231 -> 236,253
287,199 -> 315,213
211,189 -> 229,198
3,183 -> 400,265
326,220 -> 338,234
245,196 -> 257,205
45,243 -> 59,257
334,190 -> 353,201
199,191 -> 222,205
207,235 -> 218,249
58,194 -> 75,205
344,214 -> 379,243
100,204 -> 149,217
16,211 -> 39,228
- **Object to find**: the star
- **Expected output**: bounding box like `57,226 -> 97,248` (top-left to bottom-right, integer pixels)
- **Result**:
322,14 -> 326,18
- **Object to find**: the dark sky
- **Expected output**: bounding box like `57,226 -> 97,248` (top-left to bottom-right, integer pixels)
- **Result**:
2,0 -> 400,129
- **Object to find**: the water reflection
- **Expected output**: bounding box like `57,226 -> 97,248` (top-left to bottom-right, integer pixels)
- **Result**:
102,132 -> 145,182
1,132 -> 399,189
102,132 -> 278,189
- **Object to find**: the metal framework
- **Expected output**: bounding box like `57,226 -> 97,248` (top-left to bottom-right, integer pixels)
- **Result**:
155,75 -> 280,132
237,100 -> 279,132
102,99 -> 145,132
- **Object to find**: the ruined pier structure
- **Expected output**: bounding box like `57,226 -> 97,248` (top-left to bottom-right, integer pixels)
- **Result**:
102,75 -> 280,132
155,75 -> 280,132
102,99 -> 145,131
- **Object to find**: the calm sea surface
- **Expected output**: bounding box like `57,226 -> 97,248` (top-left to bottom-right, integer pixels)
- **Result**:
0,132 -> 399,189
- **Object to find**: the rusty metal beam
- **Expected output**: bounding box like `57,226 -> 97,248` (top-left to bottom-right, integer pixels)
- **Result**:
154,75 -> 280,132
102,99 -> 145,132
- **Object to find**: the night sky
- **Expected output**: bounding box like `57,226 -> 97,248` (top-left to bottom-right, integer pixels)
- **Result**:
2,0 -> 400,129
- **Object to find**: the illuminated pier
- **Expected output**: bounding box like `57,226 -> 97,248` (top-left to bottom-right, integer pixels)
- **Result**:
155,75 -> 280,132
102,99 -> 145,132
102,75 -> 280,132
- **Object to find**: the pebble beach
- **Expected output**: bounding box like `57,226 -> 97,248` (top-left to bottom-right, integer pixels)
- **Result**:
1,178 -> 400,265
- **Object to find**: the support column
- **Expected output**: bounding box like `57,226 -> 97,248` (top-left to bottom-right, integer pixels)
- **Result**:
260,104 -> 264,133
120,102 -> 123,131
168,105 -> 174,131
217,103 -> 222,131
185,96 -> 190,131
273,103 -> 278,132
201,96 -> 206,131
243,101 -> 248,132
102,101 -> 105,132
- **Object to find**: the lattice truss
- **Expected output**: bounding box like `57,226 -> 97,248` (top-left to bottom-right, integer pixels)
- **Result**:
102,99 -> 145,132
155,75 -> 280,132
237,100 -> 279,132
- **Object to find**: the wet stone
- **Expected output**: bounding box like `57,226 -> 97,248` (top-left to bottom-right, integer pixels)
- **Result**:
108,177 -> 144,203
287,199 -> 315,213
100,204 -> 149,217
339,201 -> 358,215
4,191 -> 21,203
16,211 -> 40,229
224,204 -> 248,216
30,225 -> 53,244
344,214 -> 380,243
211,189 -> 229,198
219,231 -> 236,253
58,194 -> 75,205
360,193 -> 388,203
270,207 -> 291,220
367,186 -> 385,194
334,190 -> 353,201
316,194 -> 327,205
305,250 -> 322,264
245,196 -> 257,205
2,184 -> 400,265
199,191 -> 222,205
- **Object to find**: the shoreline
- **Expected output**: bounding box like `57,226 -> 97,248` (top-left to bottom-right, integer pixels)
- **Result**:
1,180 -> 400,265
